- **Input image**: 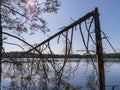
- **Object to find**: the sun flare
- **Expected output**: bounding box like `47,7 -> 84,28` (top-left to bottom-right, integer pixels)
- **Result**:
27,0 -> 36,6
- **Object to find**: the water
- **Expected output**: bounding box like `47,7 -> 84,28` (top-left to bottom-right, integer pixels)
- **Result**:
1,58 -> 120,90
70,58 -> 120,90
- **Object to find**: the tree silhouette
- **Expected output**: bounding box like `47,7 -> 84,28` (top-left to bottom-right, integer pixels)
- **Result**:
0,0 -> 61,88
1,0 -> 61,34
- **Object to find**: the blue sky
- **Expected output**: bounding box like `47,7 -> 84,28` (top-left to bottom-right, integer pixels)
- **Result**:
4,0 -> 120,53
43,0 -> 120,53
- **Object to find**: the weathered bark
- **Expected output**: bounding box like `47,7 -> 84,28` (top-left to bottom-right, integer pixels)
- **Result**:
0,1 -> 2,88
93,8 -> 105,90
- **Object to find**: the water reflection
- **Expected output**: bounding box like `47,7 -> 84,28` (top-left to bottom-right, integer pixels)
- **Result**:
1,58 -> 120,90
2,58 -> 83,90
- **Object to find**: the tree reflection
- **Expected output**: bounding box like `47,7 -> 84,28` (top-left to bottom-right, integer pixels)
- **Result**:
2,57 -> 83,90
86,69 -> 98,90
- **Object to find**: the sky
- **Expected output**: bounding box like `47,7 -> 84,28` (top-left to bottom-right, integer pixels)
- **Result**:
4,0 -> 120,54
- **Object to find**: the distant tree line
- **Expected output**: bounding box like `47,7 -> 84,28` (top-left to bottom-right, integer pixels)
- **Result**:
2,52 -> 120,58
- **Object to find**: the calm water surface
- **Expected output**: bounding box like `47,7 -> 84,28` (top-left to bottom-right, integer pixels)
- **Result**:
1,58 -> 120,90
69,58 -> 120,90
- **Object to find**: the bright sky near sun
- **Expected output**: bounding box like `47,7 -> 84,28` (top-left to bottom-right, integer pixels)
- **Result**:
4,0 -> 120,53
27,0 -> 35,5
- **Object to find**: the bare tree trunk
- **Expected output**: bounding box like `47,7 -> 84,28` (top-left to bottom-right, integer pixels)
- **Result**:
0,1 -> 2,88
93,8 -> 105,90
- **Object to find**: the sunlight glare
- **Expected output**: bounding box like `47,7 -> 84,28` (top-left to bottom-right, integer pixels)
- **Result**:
27,0 -> 36,6
27,0 -> 36,13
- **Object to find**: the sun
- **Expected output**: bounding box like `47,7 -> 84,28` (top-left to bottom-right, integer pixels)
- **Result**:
27,0 -> 36,6
27,0 -> 36,13
26,0 -> 37,20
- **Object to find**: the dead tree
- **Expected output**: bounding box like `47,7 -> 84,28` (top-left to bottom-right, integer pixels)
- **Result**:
93,8 -> 105,90
0,1 -> 2,88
